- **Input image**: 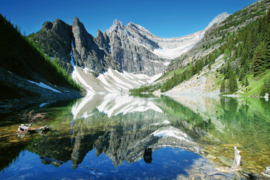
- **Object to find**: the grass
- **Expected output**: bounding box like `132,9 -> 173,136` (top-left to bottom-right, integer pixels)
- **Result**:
164,67 -> 185,79
239,70 -> 270,96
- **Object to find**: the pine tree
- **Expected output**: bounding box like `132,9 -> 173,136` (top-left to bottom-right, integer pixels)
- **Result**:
267,7 -> 270,24
236,66 -> 240,75
253,42 -> 266,76
220,79 -> 225,93
238,68 -> 245,81
241,49 -> 248,66
229,72 -> 238,92
265,29 -> 270,69
265,78 -> 270,93
225,61 -> 232,79
223,48 -> 230,60
245,77 -> 249,87
260,86 -> 266,96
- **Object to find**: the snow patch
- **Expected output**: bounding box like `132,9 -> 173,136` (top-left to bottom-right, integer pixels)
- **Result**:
151,127 -> 189,141
39,103 -> 48,108
72,67 -> 94,95
28,80 -> 61,93
163,120 -> 170,124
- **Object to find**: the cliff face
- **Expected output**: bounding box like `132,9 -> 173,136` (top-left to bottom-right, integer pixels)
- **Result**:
31,17 -> 121,76
72,17 -> 120,75
38,19 -> 73,73
102,20 -> 167,76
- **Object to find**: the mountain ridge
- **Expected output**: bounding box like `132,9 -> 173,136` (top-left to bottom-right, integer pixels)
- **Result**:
29,12 -> 228,78
104,12 -> 229,60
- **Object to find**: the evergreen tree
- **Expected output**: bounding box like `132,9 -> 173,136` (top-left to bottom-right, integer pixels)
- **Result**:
236,66 -> 240,75
245,77 -> 249,87
260,86 -> 266,96
225,61 -> 232,79
220,79 -> 226,93
265,29 -> 270,69
238,68 -> 245,81
265,78 -> 270,93
241,49 -> 248,66
260,78 -> 270,96
229,72 -> 238,92
223,48 -> 230,60
253,42 -> 266,76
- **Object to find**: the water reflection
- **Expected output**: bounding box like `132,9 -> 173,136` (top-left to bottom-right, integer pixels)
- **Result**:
143,147 -> 152,164
0,94 -> 270,179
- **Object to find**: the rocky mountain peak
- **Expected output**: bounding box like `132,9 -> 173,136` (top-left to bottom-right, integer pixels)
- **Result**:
97,29 -> 103,36
127,21 -> 135,27
72,17 -> 80,27
205,12 -> 229,30
106,19 -> 127,34
42,21 -> 53,30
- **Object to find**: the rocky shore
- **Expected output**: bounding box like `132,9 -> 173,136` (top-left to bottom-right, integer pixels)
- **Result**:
0,67 -> 82,113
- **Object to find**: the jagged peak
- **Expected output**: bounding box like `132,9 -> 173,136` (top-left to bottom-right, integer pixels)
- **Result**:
106,19 -> 126,33
96,29 -> 104,37
127,21 -> 134,26
42,21 -> 53,30
113,19 -> 123,25
72,17 -> 80,25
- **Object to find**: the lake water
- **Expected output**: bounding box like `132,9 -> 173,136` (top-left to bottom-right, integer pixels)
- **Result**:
0,94 -> 270,180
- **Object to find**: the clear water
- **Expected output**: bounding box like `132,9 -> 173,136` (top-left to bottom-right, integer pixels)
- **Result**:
0,94 -> 270,180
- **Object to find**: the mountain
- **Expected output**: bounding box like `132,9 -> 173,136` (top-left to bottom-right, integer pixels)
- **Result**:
29,17 -> 121,76
30,12 -> 228,78
101,20 -> 168,76
0,14 -> 81,111
103,12 -> 229,61
149,0 -> 270,97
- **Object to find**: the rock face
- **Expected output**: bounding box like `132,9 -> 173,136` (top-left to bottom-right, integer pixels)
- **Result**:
38,19 -> 73,72
94,29 -> 110,49
205,12 -> 230,30
37,17 -> 120,75
102,19 -> 167,76
42,21 -> 53,30
72,17 -> 120,75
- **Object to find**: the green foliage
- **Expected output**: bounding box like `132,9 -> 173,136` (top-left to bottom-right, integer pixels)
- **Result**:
245,77 -> 249,87
129,83 -> 162,93
134,5 -> 270,94
253,42 -> 266,76
223,48 -> 230,60
260,86 -> 266,96
0,15 -> 81,91
260,78 -> 270,96
229,72 -> 238,92
220,79 -> 226,93
236,66 -> 240,75
265,29 -> 270,69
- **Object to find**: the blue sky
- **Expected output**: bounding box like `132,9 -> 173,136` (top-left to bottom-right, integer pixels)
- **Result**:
0,0 -> 257,38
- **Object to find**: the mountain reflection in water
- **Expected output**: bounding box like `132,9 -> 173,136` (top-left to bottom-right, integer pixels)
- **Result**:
0,94 -> 270,179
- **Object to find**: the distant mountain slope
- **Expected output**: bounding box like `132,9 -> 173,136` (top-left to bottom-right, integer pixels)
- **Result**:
168,0 -> 270,72
148,0 -> 270,97
103,13 -> 228,60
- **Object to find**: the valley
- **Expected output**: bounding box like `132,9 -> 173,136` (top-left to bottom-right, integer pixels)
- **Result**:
1,0 -> 270,179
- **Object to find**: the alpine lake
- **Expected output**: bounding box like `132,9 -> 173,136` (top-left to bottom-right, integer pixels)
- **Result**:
0,94 -> 270,180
